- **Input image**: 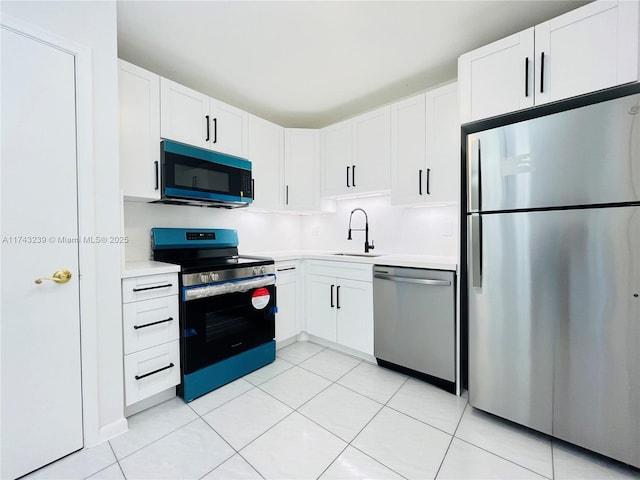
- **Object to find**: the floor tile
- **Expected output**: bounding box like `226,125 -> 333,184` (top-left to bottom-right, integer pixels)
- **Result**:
276,341 -> 325,364
202,388 -> 292,450
23,442 -> 116,480
352,407 -> 451,479
552,440 -> 640,479
455,406 -> 553,478
243,357 -> 294,385
320,446 -> 403,480
299,348 -> 362,381
299,383 -> 382,442
337,361 -> 407,404
188,378 -> 253,416
202,454 -> 262,479
387,378 -> 467,434
437,438 -> 547,479
259,365 -> 331,409
87,463 -> 126,479
241,412 -> 347,479
110,397 -> 198,459
119,419 -> 234,479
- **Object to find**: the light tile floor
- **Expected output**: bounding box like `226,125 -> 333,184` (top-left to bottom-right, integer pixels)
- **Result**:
25,341 -> 640,480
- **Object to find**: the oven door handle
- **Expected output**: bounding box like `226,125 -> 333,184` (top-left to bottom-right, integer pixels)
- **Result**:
183,275 -> 275,301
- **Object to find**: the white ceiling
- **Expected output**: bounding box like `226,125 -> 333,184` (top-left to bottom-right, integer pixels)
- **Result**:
117,0 -> 589,128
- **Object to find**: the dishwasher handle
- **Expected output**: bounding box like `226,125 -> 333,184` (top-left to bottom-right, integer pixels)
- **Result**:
373,273 -> 451,286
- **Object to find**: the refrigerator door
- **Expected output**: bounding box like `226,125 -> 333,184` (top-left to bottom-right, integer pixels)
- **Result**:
468,206 -> 640,466
467,93 -> 640,213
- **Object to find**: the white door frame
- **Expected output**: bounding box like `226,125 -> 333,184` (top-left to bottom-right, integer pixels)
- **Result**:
1,14 -> 118,447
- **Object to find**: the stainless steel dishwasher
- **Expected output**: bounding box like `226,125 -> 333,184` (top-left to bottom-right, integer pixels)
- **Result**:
373,266 -> 455,392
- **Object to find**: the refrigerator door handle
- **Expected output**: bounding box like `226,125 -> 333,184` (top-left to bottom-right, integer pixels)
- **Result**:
470,215 -> 482,288
468,137 -> 481,212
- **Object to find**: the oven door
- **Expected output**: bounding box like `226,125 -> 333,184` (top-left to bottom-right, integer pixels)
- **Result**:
182,275 -> 276,374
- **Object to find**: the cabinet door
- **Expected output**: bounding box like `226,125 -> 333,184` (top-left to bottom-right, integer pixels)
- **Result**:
209,98 -> 249,158
248,115 -> 283,210
391,93 -> 426,205
336,279 -> 373,355
535,0 -> 639,106
425,83 -> 460,205
160,78 -> 209,149
352,105 -> 391,193
307,275 -> 337,342
321,120 -> 352,197
275,276 -> 298,343
458,28 -> 534,123
284,128 -> 320,211
119,60 -> 161,200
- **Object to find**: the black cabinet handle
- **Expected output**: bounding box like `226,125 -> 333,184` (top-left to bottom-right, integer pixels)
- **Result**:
135,363 -> 174,381
330,284 -> 335,307
205,115 -> 210,142
419,169 -> 423,195
213,117 -> 218,144
352,165 -> 356,187
426,168 -> 431,195
347,166 -> 350,187
285,185 -> 289,205
525,57 -> 529,97
132,283 -> 172,292
540,52 -> 545,93
154,161 -> 159,190
336,285 -> 341,309
133,317 -> 173,330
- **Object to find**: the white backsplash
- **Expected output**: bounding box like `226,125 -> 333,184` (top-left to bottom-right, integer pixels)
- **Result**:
123,196 -> 459,262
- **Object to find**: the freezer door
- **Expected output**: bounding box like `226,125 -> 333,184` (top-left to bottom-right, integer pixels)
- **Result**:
467,92 -> 640,213
468,206 -> 640,466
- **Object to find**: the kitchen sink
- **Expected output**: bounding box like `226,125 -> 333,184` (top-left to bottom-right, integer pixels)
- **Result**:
331,252 -> 383,257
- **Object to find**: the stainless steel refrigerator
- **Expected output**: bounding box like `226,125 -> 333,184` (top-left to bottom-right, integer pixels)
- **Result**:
465,89 -> 640,467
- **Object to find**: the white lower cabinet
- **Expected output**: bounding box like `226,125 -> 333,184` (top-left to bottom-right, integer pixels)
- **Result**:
306,261 -> 373,356
275,261 -> 301,344
122,272 -> 180,407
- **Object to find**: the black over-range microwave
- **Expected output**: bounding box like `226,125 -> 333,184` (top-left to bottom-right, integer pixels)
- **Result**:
155,140 -> 253,208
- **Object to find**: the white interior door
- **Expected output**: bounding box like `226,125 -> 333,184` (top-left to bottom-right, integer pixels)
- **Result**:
1,27 -> 83,479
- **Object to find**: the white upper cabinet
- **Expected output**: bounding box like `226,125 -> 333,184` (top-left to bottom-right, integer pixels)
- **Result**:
160,78 -> 249,157
459,0 -> 640,123
160,78 -> 209,149
248,114 -> 283,210
321,105 -> 391,198
284,128 -> 321,211
118,60 -> 161,200
458,29 -> 534,124
391,83 -> 460,206
352,105 -> 391,194
321,119 -> 352,197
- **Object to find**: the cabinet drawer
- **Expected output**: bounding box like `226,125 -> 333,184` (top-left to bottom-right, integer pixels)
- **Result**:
123,295 -> 179,354
124,341 -> 180,406
122,273 -> 178,303
307,260 -> 372,282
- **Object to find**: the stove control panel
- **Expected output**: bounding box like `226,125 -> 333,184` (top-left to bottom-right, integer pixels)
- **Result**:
183,263 -> 275,288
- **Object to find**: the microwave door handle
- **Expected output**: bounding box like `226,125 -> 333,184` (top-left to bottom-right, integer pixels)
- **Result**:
154,161 -> 159,190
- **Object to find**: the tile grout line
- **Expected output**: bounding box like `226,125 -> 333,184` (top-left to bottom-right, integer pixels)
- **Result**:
108,441 -> 127,480
433,400 -> 469,479
551,438 -> 556,480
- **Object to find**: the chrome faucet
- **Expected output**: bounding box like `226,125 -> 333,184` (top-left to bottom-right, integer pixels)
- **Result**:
347,208 -> 374,253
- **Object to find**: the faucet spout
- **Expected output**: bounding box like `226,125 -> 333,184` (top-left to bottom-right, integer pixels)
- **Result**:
347,208 -> 374,253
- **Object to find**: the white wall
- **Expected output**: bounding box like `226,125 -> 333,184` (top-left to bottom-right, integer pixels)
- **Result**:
124,201 -> 304,261
1,1 -> 125,446
301,196 -> 459,257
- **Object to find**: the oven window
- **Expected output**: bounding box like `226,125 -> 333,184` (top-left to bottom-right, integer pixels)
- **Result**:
182,285 -> 276,374
174,164 -> 229,192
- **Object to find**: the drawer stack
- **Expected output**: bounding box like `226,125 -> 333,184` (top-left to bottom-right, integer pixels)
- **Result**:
121,272 -> 180,406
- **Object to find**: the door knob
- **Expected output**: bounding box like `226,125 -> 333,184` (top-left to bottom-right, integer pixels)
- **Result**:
35,269 -> 72,284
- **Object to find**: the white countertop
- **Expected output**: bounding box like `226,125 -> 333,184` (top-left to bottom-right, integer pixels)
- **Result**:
122,260 -> 181,278
247,250 -> 458,271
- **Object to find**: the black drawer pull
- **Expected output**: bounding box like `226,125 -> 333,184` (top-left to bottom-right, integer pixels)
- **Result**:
133,317 -> 173,330
132,283 -> 173,292
277,267 -> 296,272
135,363 -> 174,380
